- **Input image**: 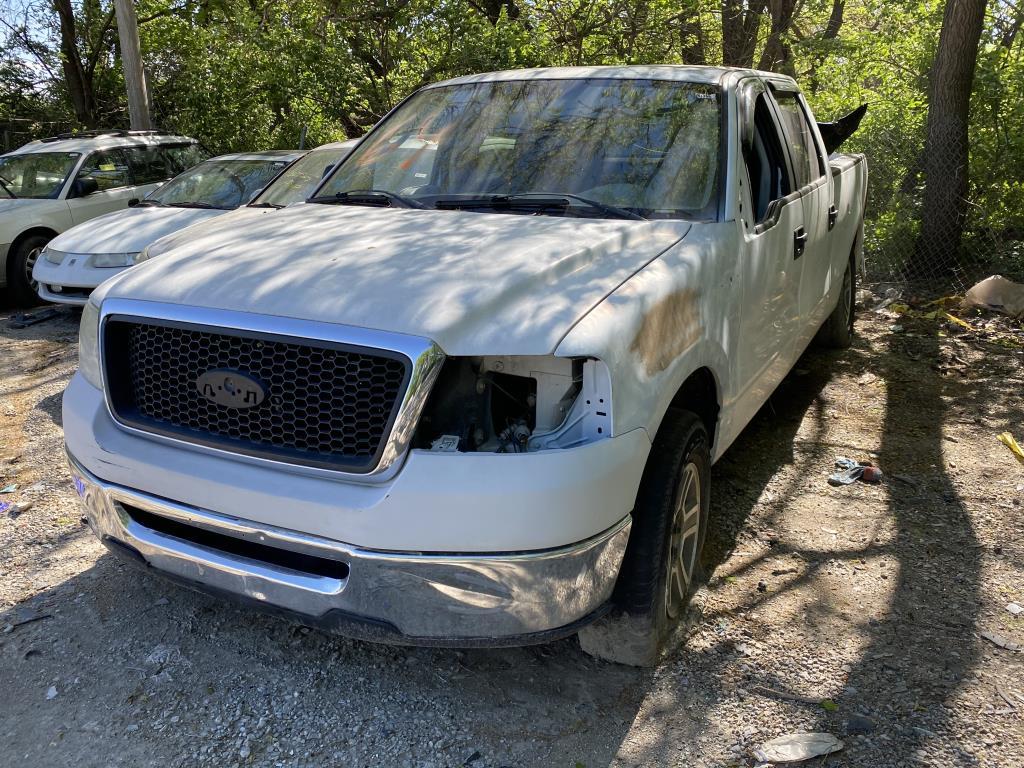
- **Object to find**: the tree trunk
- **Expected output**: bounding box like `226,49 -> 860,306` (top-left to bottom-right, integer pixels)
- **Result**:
679,12 -> 706,64
722,0 -> 766,68
113,0 -> 152,130
823,0 -> 845,39
914,0 -> 987,278
757,0 -> 797,74
53,0 -> 96,126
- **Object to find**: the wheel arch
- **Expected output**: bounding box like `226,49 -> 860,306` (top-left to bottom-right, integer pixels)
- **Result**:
6,226 -> 58,278
661,365 -> 721,450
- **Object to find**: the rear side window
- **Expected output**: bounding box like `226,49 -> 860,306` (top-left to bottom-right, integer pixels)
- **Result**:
773,91 -> 825,189
129,146 -> 170,184
164,144 -> 209,175
77,149 -> 130,191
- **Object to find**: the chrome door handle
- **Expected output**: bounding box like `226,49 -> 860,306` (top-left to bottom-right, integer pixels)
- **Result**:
793,227 -> 808,259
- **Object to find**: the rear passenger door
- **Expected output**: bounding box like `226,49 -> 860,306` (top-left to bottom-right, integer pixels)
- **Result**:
770,87 -> 833,340
67,148 -> 136,224
733,79 -> 804,429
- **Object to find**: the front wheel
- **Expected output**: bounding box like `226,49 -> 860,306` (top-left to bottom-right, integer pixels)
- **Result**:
578,409 -> 710,666
7,233 -> 50,307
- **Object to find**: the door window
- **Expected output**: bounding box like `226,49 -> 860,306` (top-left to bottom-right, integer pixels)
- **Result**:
76,149 -> 130,191
772,91 -> 825,189
742,91 -> 792,223
164,144 -> 208,175
129,146 -> 171,185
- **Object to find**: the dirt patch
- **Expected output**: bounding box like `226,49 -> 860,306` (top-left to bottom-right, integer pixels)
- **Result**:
1,299 -> 1023,768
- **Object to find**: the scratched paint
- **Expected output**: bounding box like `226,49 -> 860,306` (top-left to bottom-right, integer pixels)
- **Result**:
629,288 -> 702,376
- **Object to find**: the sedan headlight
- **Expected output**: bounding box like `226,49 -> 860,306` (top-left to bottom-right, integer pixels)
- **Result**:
45,247 -> 68,265
89,252 -> 139,268
78,299 -> 103,390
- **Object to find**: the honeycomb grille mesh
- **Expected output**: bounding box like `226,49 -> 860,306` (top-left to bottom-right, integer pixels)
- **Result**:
107,320 -> 409,470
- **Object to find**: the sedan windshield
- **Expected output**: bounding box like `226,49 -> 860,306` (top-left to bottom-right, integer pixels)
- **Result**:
0,151 -> 80,199
316,78 -> 721,220
252,147 -> 353,207
148,158 -> 291,209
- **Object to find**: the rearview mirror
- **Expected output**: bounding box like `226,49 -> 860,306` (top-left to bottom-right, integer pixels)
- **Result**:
72,177 -> 99,198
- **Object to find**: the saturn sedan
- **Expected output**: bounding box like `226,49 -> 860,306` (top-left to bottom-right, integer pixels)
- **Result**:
31,149 -> 305,305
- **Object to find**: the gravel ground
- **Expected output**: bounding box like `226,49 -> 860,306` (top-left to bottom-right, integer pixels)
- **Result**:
1,297 -> 1023,768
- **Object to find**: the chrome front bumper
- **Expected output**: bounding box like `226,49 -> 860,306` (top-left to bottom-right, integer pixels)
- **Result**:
68,450 -> 630,645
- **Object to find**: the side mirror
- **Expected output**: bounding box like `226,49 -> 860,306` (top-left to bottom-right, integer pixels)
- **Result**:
128,198 -> 141,207
321,164 -> 335,179
72,177 -> 99,198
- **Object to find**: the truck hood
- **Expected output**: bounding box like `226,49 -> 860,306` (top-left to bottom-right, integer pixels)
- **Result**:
49,206 -> 226,255
106,204 -> 691,355
144,206 -> 277,258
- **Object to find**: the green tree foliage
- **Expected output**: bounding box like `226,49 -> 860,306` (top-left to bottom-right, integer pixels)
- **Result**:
1,0 -> 1021,279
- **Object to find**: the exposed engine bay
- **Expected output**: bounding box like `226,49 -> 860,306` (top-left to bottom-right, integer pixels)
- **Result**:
412,356 -> 612,453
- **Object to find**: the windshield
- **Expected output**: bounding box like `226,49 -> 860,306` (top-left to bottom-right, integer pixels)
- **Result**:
253,146 -> 353,207
148,157 -> 291,209
317,79 -> 721,219
0,151 -> 80,199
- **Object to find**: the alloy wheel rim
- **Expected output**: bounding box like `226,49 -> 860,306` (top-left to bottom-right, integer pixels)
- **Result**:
666,461 -> 702,620
25,246 -> 42,291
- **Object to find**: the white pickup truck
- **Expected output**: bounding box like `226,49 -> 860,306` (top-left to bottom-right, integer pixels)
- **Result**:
64,66 -> 867,665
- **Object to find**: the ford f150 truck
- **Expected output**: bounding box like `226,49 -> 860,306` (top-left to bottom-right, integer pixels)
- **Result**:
64,66 -> 867,665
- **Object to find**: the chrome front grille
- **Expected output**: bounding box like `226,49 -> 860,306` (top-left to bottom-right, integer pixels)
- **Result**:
102,317 -> 411,473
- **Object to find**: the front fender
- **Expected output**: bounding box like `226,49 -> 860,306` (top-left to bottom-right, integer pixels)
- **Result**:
556,225 -> 737,455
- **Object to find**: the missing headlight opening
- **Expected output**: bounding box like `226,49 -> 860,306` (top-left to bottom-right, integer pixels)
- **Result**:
413,356 -> 612,453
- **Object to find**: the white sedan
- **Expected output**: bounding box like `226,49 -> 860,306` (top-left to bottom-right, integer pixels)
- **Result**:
31,149 -> 315,305
132,140 -> 358,266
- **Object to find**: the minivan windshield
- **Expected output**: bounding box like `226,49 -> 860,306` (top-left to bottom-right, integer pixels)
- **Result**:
146,157 -> 291,209
0,151 -> 80,199
315,78 -> 721,220
251,146 -> 353,208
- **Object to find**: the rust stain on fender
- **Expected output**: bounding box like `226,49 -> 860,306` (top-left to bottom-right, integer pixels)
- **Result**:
630,288 -> 701,376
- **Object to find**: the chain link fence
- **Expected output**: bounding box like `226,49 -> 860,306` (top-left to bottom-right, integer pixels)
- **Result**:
855,130 -> 1024,295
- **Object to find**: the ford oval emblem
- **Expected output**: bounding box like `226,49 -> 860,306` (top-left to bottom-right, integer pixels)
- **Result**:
196,369 -> 266,409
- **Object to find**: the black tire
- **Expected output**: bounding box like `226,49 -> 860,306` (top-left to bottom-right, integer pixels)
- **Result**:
815,256 -> 855,349
7,233 -> 50,307
578,409 -> 710,665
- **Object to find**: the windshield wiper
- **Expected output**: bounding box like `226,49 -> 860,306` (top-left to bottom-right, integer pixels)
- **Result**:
434,193 -> 646,220
0,175 -> 16,199
248,201 -> 283,209
165,201 -> 224,209
307,189 -> 427,209
134,199 -> 163,207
